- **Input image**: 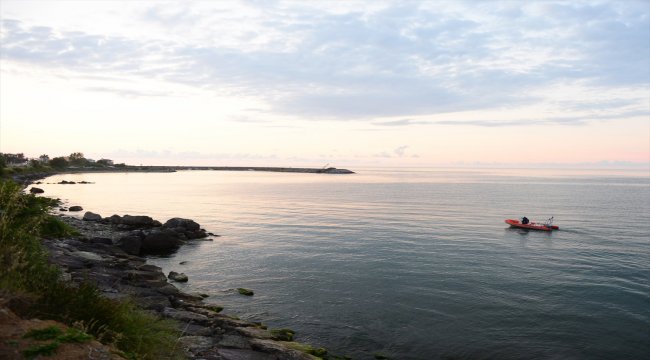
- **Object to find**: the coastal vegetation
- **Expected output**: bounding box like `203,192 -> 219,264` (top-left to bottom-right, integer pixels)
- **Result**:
0,151 -> 122,177
0,179 -> 183,359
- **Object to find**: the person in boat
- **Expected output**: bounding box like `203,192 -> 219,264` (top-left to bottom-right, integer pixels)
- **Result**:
521,216 -> 530,224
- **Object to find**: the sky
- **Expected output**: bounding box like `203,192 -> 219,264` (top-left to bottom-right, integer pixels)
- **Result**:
0,0 -> 649,168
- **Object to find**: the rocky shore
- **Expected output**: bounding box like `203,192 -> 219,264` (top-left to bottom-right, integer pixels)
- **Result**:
36,212 -> 333,360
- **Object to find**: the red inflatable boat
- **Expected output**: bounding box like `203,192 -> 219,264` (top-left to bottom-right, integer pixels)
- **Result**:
505,218 -> 559,231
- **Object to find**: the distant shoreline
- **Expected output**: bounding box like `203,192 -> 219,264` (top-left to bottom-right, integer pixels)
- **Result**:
10,165 -> 355,185
53,165 -> 354,174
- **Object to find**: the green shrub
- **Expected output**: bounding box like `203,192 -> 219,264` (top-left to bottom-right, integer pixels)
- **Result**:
0,179 -> 183,359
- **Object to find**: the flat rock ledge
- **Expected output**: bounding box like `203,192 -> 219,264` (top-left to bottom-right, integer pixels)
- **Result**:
42,215 -> 323,360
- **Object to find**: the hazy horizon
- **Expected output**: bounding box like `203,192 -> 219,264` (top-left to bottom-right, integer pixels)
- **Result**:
1,1 -> 649,168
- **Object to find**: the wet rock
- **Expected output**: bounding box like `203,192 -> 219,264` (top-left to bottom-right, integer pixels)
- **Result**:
238,288 -> 254,296
59,180 -> 76,184
83,211 -> 102,221
141,229 -> 183,254
29,187 -> 44,193
270,328 -> 295,341
164,217 -> 208,239
168,271 -> 189,282
69,205 -> 83,212
237,327 -> 273,340
248,339 -> 316,359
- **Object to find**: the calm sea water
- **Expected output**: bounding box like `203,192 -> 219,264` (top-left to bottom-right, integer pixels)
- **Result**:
38,168 -> 650,360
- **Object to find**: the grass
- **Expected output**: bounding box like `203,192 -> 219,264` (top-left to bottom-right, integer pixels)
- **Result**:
22,326 -> 94,359
0,179 -> 183,359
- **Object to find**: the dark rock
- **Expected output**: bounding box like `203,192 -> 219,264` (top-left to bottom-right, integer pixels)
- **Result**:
141,229 -> 183,254
216,348 -> 277,360
138,264 -> 162,272
69,205 -> 83,212
163,218 -> 208,239
238,288 -> 254,296
122,215 -> 156,227
237,327 -> 273,340
164,217 -> 201,231
186,229 -> 208,239
156,284 -> 181,296
218,335 -> 252,349
58,180 -> 76,184
29,187 -> 44,194
177,336 -> 214,355
83,211 -> 102,221
59,208 -> 68,212
162,307 -> 210,323
168,271 -> 189,282
89,237 -> 113,245
106,214 -> 123,224
124,269 -> 167,283
183,324 -> 213,337
270,328 -> 295,341
116,233 -> 142,255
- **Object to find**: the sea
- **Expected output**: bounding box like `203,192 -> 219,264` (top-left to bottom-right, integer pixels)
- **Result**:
36,167 -> 650,360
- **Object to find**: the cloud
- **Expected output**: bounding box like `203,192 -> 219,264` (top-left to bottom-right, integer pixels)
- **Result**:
394,145 -> 408,157
1,1 -> 648,122
84,86 -> 171,98
372,119 -> 431,126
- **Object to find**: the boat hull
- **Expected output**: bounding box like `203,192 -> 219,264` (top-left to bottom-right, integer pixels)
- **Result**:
505,219 -> 559,231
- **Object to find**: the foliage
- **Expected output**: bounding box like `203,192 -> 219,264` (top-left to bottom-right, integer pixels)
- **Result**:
49,157 -> 69,169
23,340 -> 60,358
22,326 -> 94,359
23,326 -> 64,340
68,152 -> 86,166
0,179 -> 183,359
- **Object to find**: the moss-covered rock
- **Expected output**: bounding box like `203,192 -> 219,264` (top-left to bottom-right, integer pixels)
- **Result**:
270,328 -> 295,341
282,341 -> 328,358
237,288 -> 254,296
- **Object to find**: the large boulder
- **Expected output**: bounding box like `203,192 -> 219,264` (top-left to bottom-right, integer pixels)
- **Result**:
121,215 -> 156,227
168,271 -> 189,282
116,232 -> 143,255
141,229 -> 183,254
163,218 -> 207,239
83,211 -> 102,221
164,218 -> 200,231
104,214 -> 122,224
29,187 -> 44,194
68,206 -> 83,212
